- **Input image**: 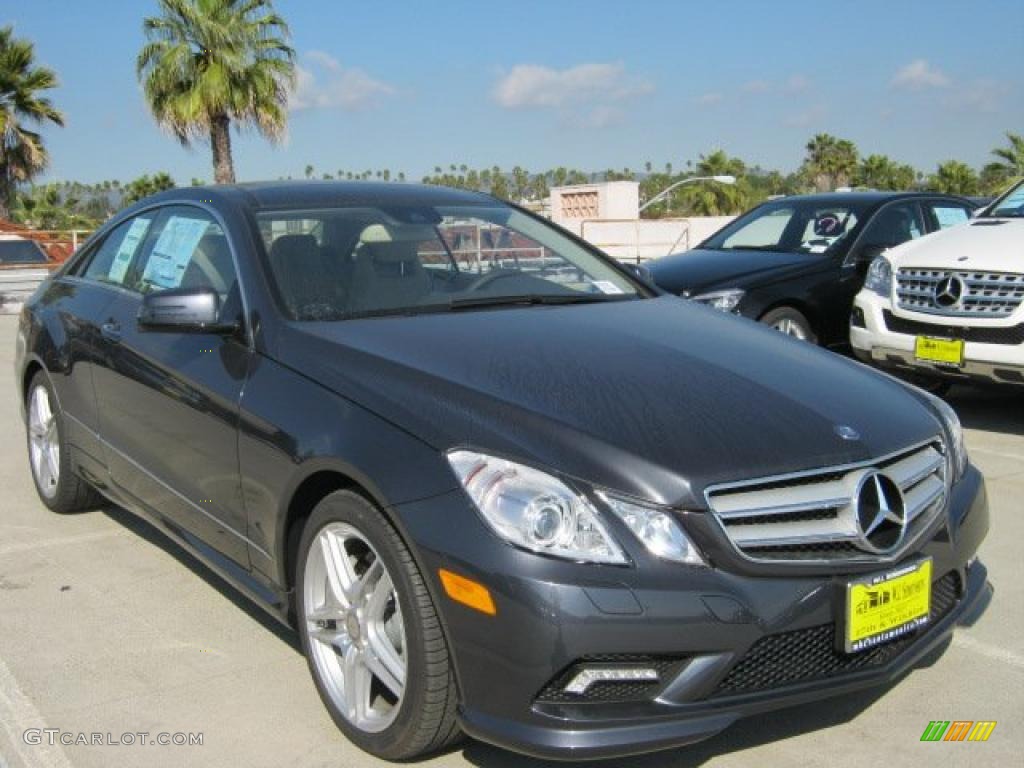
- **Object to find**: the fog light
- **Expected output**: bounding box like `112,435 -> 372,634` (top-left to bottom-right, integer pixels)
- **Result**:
850,307 -> 865,328
564,667 -> 659,695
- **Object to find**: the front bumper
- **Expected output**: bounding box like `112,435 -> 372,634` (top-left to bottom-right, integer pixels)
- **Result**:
851,290 -> 1024,386
394,465 -> 991,760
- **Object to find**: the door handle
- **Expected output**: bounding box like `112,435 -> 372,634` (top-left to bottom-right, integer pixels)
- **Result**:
100,321 -> 122,342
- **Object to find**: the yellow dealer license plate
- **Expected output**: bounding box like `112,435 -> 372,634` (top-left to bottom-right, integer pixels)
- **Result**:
915,336 -> 964,367
844,559 -> 932,653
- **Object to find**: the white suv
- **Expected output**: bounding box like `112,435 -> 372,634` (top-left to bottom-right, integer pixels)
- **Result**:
851,180 -> 1024,389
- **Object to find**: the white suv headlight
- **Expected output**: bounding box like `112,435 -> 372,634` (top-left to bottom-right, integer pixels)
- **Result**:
864,256 -> 893,297
691,289 -> 744,312
448,451 -> 627,564
599,493 -> 706,566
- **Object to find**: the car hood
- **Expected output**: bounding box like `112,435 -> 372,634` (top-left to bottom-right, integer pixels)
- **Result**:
647,248 -> 821,295
280,296 -> 941,508
887,218 -> 1024,272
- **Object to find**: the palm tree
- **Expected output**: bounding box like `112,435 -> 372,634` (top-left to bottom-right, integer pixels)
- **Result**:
0,26 -> 65,219
137,0 -> 295,184
990,132 -> 1024,177
927,161 -> 979,196
855,154 -> 918,191
802,133 -> 858,192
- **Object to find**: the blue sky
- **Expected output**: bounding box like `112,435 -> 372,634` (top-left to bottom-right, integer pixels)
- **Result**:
7,0 -> 1023,184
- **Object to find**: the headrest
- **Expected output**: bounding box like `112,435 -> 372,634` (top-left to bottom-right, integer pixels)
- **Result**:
359,223 -> 437,245
269,234 -> 319,264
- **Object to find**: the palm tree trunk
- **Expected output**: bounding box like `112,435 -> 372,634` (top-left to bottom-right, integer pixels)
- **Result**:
0,172 -> 12,221
209,115 -> 236,184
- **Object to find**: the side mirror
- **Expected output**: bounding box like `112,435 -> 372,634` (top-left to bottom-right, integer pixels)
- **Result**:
625,262 -> 655,284
138,286 -> 235,333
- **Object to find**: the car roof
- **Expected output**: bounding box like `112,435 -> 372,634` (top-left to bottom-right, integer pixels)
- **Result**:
766,191 -> 969,206
140,181 -> 497,212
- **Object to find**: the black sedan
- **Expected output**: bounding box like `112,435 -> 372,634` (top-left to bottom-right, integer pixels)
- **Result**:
647,192 -> 976,347
16,182 -> 989,761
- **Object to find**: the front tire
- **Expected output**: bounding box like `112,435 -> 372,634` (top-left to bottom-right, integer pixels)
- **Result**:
25,371 -> 103,513
296,491 -> 461,760
760,306 -> 817,343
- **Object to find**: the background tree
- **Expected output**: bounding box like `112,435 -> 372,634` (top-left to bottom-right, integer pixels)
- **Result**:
123,172 -> 177,205
137,0 -> 295,184
0,25 -> 65,219
855,154 -> 917,191
927,161 -> 979,196
981,132 -> 1024,193
801,133 -> 859,192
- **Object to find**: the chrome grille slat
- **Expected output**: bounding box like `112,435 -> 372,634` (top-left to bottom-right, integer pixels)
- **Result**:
713,482 -> 849,520
904,476 -> 945,522
705,441 -> 947,565
896,268 -> 1024,318
885,447 -> 944,489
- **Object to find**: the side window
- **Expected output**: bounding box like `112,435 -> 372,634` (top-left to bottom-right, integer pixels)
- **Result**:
80,215 -> 156,288
858,203 -> 925,253
928,204 -> 971,231
133,207 -> 237,301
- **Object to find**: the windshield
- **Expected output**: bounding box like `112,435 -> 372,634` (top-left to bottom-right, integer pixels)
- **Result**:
701,199 -> 868,255
255,203 -> 641,320
984,181 -> 1024,218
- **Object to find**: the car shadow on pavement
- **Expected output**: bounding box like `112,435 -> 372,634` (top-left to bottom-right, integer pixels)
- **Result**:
100,505 -> 301,652
948,384 -> 1024,436
457,638 -> 952,768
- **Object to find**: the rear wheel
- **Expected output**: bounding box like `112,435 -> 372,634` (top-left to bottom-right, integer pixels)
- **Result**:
760,306 -> 817,343
296,491 -> 461,759
25,371 -> 103,513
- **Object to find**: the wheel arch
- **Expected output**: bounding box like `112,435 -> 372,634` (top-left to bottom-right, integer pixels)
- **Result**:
279,464 -> 467,703
757,299 -> 820,340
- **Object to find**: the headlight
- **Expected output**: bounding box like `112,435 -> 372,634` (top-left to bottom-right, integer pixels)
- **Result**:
864,256 -> 892,297
691,288 -> 744,312
923,393 -> 968,481
598,493 -> 706,566
447,451 -> 627,564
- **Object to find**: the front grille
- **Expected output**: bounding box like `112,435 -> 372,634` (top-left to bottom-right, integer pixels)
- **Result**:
896,268 -> 1024,318
710,571 -> 961,698
705,441 -> 947,565
535,655 -> 686,703
883,310 -> 1024,345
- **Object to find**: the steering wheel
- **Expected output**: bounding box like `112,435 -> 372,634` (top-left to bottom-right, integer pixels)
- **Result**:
465,269 -> 522,292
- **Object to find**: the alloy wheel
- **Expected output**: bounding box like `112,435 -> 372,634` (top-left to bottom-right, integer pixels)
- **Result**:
303,522 -> 407,733
28,384 -> 60,499
773,317 -> 809,340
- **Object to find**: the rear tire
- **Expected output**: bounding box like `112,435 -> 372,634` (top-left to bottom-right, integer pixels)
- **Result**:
760,306 -> 817,344
296,491 -> 462,760
25,370 -> 103,514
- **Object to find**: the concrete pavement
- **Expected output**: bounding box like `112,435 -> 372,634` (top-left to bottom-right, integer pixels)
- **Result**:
0,314 -> 1020,768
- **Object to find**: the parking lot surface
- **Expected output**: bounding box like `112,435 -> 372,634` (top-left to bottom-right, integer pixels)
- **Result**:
0,313 -> 1021,768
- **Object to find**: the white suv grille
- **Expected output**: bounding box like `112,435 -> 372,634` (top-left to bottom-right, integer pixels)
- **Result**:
705,441 -> 947,564
896,268 -> 1024,318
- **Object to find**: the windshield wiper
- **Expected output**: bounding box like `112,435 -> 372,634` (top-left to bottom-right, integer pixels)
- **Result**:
448,293 -> 631,310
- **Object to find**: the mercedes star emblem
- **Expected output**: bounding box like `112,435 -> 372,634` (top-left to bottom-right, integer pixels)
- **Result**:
853,471 -> 907,554
933,275 -> 964,308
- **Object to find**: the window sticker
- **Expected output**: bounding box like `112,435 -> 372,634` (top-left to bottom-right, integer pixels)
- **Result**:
593,280 -> 625,295
108,217 -> 152,284
141,216 -> 210,290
